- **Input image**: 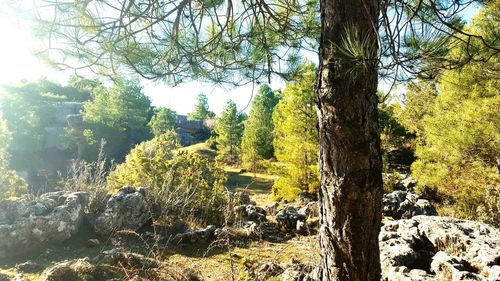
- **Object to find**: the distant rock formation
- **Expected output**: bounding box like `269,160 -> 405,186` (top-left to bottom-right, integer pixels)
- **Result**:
176,115 -> 214,146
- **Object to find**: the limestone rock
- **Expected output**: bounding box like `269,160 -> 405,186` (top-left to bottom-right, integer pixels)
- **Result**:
93,186 -> 151,235
383,191 -> 437,219
234,204 -> 267,223
173,225 -> 217,243
0,191 -> 88,258
380,216 -> 499,281
42,258 -> 101,281
276,205 -> 305,231
298,202 -> 319,219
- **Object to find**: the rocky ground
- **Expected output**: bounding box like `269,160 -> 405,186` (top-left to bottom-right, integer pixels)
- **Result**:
0,185 -> 498,281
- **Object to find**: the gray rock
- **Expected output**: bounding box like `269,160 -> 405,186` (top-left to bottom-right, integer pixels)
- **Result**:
94,186 -> 151,235
298,202 -> 319,219
395,175 -> 417,192
0,191 -> 88,258
173,225 -> 217,243
380,216 -> 499,281
276,205 -> 305,231
383,191 -> 437,219
234,204 -> 267,223
86,239 -> 100,248
16,261 -> 42,273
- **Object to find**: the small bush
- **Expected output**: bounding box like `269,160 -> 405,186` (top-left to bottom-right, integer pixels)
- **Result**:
107,131 -> 228,226
57,142 -> 111,216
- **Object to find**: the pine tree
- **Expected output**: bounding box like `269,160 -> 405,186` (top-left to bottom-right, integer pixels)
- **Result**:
409,4 -> 500,224
188,93 -> 214,121
148,107 -> 178,137
214,100 -> 244,165
82,78 -> 152,161
241,85 -> 280,171
272,64 -> 319,201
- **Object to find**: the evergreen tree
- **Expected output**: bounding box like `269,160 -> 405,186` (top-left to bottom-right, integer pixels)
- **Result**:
214,100 -> 244,165
0,113 -> 28,199
188,93 -> 214,121
38,0 -> 495,276
82,78 -> 152,161
272,65 -> 319,201
241,85 -> 280,171
148,107 -> 178,137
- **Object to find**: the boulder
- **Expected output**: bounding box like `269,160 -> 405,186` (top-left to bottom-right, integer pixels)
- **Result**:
173,225 -> 217,244
0,191 -> 88,258
93,186 -> 151,235
42,258 -> 98,281
234,204 -> 267,223
383,191 -> 437,219
298,202 -> 319,219
15,261 -> 43,273
380,216 -> 499,281
276,205 -> 305,231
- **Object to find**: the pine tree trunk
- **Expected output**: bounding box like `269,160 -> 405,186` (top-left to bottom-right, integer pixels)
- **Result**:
316,0 -> 383,280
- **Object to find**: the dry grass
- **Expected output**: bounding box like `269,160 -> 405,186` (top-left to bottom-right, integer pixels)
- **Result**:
165,235 -> 320,281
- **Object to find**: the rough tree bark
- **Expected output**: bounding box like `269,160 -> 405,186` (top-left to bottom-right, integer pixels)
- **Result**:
316,0 -> 383,280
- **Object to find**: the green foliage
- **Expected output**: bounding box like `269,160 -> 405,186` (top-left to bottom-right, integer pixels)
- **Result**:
215,100 -> 245,165
0,80 -> 68,154
188,93 -> 214,121
408,4 -> 499,224
148,107 -> 178,137
272,64 -> 319,201
80,78 -> 152,161
107,131 -> 180,191
0,114 -> 28,199
107,130 -> 227,226
397,82 -> 438,138
241,85 -> 280,171
378,98 -> 416,175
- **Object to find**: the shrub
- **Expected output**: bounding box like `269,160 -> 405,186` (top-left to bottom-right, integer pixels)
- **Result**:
107,131 -> 227,226
57,143 -> 111,216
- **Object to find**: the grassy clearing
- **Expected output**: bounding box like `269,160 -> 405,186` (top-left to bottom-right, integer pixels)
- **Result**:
178,141 -> 278,206
165,235 -> 320,280
224,167 -> 277,206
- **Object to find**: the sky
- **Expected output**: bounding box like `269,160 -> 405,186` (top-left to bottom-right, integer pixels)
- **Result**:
0,4 -> 284,115
0,2 -> 479,115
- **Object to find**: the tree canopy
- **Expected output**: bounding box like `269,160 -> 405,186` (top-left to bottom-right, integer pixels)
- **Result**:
81,78 -> 152,161
188,93 -> 215,121
214,100 -> 245,165
148,107 -> 178,137
272,64 -> 318,201
241,84 -> 280,171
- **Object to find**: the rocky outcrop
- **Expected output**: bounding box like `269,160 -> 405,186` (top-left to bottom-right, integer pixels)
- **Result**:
383,191 -> 437,219
234,205 -> 267,223
380,216 -> 500,281
42,258 -> 103,281
93,186 -> 152,235
276,205 -> 306,232
0,191 -> 88,258
176,115 -> 212,146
